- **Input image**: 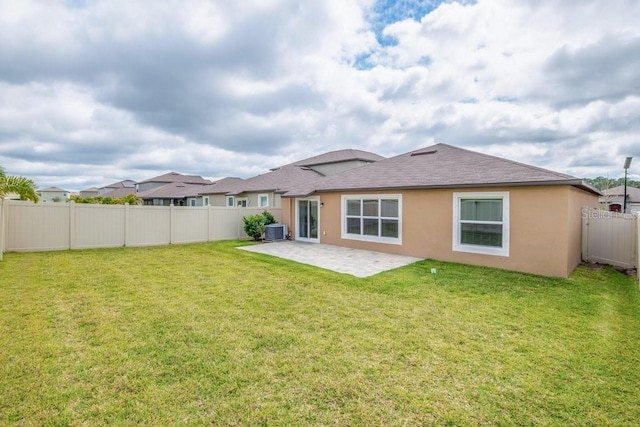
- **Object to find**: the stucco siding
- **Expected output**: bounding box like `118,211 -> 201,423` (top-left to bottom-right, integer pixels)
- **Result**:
285,185 -> 598,277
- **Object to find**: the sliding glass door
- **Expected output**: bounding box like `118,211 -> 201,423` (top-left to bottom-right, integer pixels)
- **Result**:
296,198 -> 319,242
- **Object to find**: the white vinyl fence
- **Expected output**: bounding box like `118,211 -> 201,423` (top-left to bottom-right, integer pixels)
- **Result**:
582,208 -> 639,281
0,200 -> 281,258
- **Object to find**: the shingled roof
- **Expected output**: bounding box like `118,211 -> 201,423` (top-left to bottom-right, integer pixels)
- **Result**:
201,149 -> 383,196
602,185 -> 640,203
289,149 -> 384,168
199,177 -> 246,195
137,182 -> 207,199
283,143 -> 600,196
137,172 -> 212,185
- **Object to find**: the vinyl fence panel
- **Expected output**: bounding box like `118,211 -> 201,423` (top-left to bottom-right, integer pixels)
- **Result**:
7,201 -> 70,252
125,205 -> 171,247
171,207 -> 208,244
582,208 -> 637,269
1,200 -> 282,255
73,203 -> 126,249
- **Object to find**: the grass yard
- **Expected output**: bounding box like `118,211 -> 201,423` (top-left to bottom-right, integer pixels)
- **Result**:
1,240 -> 639,425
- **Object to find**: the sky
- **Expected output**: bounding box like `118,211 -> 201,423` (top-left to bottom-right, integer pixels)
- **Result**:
1,0 -> 639,191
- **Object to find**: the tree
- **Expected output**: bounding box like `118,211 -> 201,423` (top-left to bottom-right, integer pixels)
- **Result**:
0,166 -> 39,202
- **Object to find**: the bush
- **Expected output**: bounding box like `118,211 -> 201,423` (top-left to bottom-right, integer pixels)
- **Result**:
262,210 -> 276,225
243,214 -> 266,241
243,210 -> 278,241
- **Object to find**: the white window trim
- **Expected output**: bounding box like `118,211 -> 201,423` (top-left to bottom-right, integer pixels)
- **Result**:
341,194 -> 402,245
226,196 -> 235,208
452,191 -> 510,257
258,193 -> 269,208
237,197 -> 248,207
203,196 -> 210,207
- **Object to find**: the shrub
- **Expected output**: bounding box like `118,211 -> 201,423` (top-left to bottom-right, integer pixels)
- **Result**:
243,214 -> 266,241
262,210 -> 277,225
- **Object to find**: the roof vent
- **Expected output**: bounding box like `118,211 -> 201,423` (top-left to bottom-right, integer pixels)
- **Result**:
411,150 -> 437,157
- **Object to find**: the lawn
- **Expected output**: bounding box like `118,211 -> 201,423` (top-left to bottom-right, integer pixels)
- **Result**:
1,241 -> 639,425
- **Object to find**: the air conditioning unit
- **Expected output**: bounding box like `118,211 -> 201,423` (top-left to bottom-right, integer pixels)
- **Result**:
265,224 -> 288,241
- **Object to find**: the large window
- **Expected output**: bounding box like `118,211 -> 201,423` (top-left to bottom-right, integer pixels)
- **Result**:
342,195 -> 402,244
226,196 -> 235,207
453,192 -> 509,257
258,194 -> 269,207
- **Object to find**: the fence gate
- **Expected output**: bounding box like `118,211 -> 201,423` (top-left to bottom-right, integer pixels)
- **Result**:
582,208 -> 638,270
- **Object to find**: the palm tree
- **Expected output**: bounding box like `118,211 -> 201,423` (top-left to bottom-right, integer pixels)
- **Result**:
0,166 -> 39,202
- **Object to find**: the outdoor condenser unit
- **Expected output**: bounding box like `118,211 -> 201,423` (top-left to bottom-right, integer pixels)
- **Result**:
265,224 -> 288,241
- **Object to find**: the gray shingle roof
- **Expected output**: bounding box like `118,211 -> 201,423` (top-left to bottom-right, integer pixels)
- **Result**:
200,149 -> 383,196
102,179 -> 136,189
38,186 -> 68,192
199,177 -> 246,195
602,185 -> 640,202
283,143 -> 600,196
137,182 -> 206,199
290,149 -> 385,168
227,165 -> 324,195
137,172 -> 212,185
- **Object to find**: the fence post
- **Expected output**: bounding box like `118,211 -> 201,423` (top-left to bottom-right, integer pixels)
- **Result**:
170,203 -> 174,244
581,206 -> 589,262
0,198 -> 4,261
124,203 -> 129,247
69,201 -> 76,250
207,205 -> 212,242
637,214 -> 639,285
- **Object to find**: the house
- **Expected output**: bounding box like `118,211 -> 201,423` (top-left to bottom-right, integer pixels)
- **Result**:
136,172 -> 212,206
99,179 -> 137,198
199,149 -> 384,208
37,187 -> 70,202
600,185 -> 640,214
79,187 -> 99,198
277,143 -> 600,278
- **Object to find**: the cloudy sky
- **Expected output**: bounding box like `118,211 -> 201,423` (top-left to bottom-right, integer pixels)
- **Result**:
1,0 -> 639,191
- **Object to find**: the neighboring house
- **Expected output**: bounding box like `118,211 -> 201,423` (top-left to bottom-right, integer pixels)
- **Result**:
99,179 -> 137,198
37,187 -> 70,202
136,172 -> 212,206
600,185 -> 640,214
79,187 -> 99,198
199,149 -> 384,208
277,143 -> 600,278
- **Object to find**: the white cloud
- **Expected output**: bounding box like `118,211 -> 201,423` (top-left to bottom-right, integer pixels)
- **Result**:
0,0 -> 639,190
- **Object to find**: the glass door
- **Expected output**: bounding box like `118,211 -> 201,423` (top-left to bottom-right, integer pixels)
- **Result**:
297,199 -> 319,242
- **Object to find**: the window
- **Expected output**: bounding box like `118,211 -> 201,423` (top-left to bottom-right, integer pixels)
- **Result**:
226,196 -> 235,207
453,192 -> 509,257
341,195 -> 402,244
258,194 -> 269,207
189,199 -> 196,206
203,196 -> 210,206
237,198 -> 248,207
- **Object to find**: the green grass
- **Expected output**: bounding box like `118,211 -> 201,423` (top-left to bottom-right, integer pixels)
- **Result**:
1,241 -> 639,425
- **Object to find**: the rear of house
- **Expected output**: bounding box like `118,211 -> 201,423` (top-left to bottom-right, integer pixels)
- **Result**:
280,144 -> 600,277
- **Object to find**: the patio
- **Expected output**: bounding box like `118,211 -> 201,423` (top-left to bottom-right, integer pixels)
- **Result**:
238,241 -> 422,277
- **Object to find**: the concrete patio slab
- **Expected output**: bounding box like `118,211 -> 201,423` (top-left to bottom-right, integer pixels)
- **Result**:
238,241 -> 422,278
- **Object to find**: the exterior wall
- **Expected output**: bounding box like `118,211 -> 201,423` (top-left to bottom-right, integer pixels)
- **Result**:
203,192 -> 281,208
239,192 -> 280,208
137,182 -> 167,193
309,160 -> 371,176
38,190 -> 69,202
80,190 -> 100,197
284,185 -> 599,277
